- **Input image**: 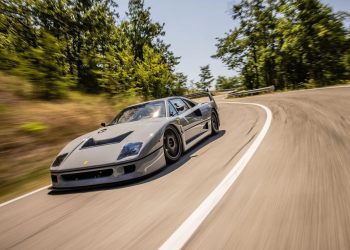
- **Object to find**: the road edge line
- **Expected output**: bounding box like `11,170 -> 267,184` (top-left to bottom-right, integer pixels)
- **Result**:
0,185 -> 51,208
159,101 -> 272,250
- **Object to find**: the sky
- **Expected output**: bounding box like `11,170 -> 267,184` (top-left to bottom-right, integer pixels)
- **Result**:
117,0 -> 350,83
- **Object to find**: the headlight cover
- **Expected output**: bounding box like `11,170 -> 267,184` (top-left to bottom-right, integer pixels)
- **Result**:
52,153 -> 68,167
118,142 -> 143,160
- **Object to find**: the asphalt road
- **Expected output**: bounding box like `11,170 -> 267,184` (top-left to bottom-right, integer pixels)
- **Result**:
1,86 -> 350,250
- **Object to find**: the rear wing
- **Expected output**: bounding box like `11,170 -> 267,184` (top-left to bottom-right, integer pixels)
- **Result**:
184,90 -> 215,102
183,90 -> 218,111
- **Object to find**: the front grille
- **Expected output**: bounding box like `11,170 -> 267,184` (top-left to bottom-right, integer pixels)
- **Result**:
62,169 -> 113,181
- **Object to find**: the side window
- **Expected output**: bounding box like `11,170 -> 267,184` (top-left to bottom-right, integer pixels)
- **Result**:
168,102 -> 177,117
182,99 -> 196,108
169,98 -> 189,115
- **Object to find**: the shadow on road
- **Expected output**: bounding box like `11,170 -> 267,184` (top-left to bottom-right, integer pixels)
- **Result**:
48,130 -> 226,196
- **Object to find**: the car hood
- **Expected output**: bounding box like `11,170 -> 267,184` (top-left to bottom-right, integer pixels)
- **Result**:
53,118 -> 171,171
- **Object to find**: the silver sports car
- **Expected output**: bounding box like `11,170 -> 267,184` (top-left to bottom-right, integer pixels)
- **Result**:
50,93 -> 220,189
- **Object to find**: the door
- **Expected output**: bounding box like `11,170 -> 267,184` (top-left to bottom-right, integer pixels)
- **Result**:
168,98 -> 205,145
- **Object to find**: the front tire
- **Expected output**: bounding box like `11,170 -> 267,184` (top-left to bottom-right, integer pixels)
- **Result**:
163,126 -> 182,163
211,111 -> 219,135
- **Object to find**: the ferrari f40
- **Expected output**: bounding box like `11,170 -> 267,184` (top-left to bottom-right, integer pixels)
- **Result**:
50,93 -> 220,189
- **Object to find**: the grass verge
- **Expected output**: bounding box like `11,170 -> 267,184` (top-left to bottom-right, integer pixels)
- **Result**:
0,73 -> 142,203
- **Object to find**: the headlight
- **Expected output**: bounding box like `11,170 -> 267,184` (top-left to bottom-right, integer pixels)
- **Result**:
118,142 -> 143,160
52,153 -> 68,167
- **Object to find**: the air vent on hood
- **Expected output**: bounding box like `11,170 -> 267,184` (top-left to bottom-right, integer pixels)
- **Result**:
81,131 -> 133,149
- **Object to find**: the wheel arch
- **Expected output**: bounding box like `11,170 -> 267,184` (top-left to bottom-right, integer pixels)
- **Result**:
164,123 -> 184,148
163,124 -> 184,163
211,107 -> 220,127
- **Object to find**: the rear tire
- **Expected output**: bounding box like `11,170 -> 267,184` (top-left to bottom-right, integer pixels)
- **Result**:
163,126 -> 182,163
211,111 -> 219,135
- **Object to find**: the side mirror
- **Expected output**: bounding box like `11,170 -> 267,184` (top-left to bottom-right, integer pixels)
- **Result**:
101,122 -> 106,127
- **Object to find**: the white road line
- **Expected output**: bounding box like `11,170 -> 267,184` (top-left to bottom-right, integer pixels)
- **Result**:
159,102 -> 272,250
0,185 -> 51,208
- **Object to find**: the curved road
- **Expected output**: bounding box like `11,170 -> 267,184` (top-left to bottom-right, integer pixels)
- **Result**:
1,87 -> 350,249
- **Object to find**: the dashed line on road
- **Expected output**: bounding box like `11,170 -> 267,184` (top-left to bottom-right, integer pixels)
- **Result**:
159,101 -> 272,250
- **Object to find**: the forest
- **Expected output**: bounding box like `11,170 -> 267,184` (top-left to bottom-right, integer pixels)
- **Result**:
214,0 -> 350,90
1,0 -> 349,98
0,0 -> 189,99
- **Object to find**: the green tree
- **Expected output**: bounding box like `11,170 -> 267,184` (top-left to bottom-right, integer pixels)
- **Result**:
214,0 -> 279,89
0,0 -> 183,100
64,0 -> 118,92
123,0 -> 179,67
14,31 -> 73,99
0,0 -> 36,71
122,0 -> 179,98
284,0 -> 348,86
123,0 -> 164,61
0,0 -> 119,94
134,45 -> 172,98
214,0 -> 349,90
196,65 -> 214,90
25,0 -> 119,92
95,29 -> 136,96
215,76 -> 241,90
171,72 -> 188,95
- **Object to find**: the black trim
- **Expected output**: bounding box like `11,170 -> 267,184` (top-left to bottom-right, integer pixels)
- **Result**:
62,169 -> 114,181
80,131 -> 133,149
185,131 -> 207,144
168,101 -> 178,117
51,145 -> 163,174
169,98 -> 189,115
182,98 -> 196,108
52,153 -> 68,167
184,118 -> 211,132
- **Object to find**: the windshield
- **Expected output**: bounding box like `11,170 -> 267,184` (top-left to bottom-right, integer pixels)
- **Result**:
112,101 -> 166,124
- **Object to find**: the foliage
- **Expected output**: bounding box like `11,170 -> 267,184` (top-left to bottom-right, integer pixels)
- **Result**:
20,122 -> 48,134
196,65 -> 214,90
134,45 -> 173,98
214,0 -> 350,90
14,31 -> 73,99
121,0 -> 181,98
215,76 -> 241,90
0,73 -> 144,202
94,28 -> 136,96
171,72 -> 188,96
0,0 -> 186,99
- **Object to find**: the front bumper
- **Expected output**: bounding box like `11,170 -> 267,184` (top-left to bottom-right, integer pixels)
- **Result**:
50,147 -> 166,189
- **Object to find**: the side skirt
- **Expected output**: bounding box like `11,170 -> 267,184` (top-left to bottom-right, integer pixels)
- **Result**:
182,124 -> 212,151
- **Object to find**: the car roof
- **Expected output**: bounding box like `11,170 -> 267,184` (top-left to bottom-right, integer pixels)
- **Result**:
124,96 -> 192,109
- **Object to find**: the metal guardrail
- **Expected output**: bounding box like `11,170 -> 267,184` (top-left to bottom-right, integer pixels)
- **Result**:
184,92 -> 207,99
184,91 -> 213,99
215,88 -> 236,93
183,91 -> 216,103
185,89 -> 234,98
227,85 -> 275,97
183,85 -> 274,99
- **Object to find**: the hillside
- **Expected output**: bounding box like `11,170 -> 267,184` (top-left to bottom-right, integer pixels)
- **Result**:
0,74 -> 141,202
